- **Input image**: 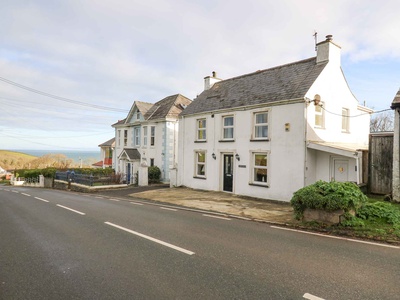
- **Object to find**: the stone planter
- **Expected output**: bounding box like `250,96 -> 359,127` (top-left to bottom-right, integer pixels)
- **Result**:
303,208 -> 355,224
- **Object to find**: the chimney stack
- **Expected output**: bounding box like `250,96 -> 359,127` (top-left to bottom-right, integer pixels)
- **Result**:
316,34 -> 341,66
204,71 -> 222,90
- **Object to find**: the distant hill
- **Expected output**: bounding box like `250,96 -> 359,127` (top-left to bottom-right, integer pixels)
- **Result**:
0,150 -> 76,169
0,150 -> 37,170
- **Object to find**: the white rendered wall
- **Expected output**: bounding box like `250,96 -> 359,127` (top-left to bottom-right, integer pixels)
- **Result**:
178,102 -> 306,202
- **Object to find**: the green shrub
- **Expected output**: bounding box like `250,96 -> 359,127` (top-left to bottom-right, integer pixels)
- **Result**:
290,181 -> 367,220
148,166 -> 161,183
357,201 -> 400,228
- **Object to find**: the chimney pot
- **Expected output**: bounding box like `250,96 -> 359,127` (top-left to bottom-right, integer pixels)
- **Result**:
212,71 -> 216,78
326,35 -> 333,41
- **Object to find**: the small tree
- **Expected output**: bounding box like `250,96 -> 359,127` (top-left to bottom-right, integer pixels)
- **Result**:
370,111 -> 394,132
148,166 -> 161,183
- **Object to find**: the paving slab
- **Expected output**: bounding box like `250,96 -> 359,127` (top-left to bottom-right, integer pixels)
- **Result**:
129,186 -> 298,224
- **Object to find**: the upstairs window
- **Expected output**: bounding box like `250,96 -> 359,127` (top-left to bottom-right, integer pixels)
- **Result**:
197,119 -> 207,141
254,112 -> 268,139
314,102 -> 325,128
222,116 -> 234,140
118,130 -> 121,146
136,110 -> 141,121
143,126 -> 148,146
342,108 -> 349,132
134,127 -> 140,146
150,126 -> 155,146
124,130 -> 128,146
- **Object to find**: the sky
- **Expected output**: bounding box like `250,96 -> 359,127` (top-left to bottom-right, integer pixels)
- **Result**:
1,0 -> 400,151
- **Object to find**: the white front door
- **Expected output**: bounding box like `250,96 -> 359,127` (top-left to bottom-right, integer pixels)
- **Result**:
333,159 -> 349,182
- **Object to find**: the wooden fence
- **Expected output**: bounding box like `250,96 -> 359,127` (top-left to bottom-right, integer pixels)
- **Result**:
368,132 -> 393,194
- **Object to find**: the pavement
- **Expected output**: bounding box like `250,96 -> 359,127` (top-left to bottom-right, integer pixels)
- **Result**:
97,184 -> 298,225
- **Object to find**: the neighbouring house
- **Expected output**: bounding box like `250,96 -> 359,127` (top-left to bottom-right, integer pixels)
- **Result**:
390,89 -> 400,202
93,137 -> 115,169
112,94 -> 192,184
177,35 -> 372,202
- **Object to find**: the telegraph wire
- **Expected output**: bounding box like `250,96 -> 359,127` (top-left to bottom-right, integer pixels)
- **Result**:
321,106 -> 391,118
0,76 -> 129,113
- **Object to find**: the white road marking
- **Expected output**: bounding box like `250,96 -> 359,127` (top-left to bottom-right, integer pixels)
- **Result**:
303,293 -> 325,300
203,214 -> 231,221
95,196 -> 104,199
21,193 -> 31,197
271,226 -> 400,249
104,221 -> 195,255
130,202 -> 144,206
34,197 -> 49,203
160,207 -> 177,211
108,198 -> 120,202
56,204 -> 86,215
12,190 -> 19,193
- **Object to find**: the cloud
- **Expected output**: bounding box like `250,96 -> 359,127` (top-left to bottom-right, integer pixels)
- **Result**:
1,0 -> 400,149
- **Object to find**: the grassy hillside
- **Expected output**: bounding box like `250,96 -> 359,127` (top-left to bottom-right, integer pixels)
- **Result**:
0,150 -> 37,170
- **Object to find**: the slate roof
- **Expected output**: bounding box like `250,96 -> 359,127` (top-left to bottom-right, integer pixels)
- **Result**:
390,89 -> 400,109
119,148 -> 141,160
144,94 -> 192,120
98,137 -> 115,147
136,101 -> 154,116
181,57 -> 328,116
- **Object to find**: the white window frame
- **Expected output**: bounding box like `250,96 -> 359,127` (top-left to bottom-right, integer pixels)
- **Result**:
143,126 -> 148,147
195,150 -> 206,178
315,102 -> 325,128
136,110 -> 141,121
134,127 -> 140,147
150,126 -> 155,146
342,108 -> 349,132
196,118 -> 207,141
124,130 -> 128,146
251,152 -> 268,185
253,111 -> 268,139
222,115 -> 234,140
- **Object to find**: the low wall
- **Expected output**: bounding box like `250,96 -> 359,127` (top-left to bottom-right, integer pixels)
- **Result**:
53,180 -> 127,193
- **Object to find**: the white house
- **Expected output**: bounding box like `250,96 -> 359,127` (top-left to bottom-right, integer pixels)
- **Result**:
92,137 -> 115,169
177,35 -> 372,202
391,89 -> 400,202
112,94 -> 192,184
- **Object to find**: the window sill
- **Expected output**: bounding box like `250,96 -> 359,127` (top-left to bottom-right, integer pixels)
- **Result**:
341,130 -> 350,134
218,139 -> 235,143
194,140 -> 207,143
249,182 -> 269,188
314,126 -> 325,130
250,138 -> 270,142
193,176 -> 206,180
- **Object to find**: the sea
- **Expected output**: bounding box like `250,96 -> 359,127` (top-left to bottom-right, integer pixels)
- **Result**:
10,149 -> 100,164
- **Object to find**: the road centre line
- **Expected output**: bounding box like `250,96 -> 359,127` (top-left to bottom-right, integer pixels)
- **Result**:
12,190 -> 19,193
160,207 -> 177,211
130,202 -> 144,205
303,293 -> 325,300
108,198 -> 120,202
271,226 -> 400,249
21,193 -> 31,197
202,214 -> 231,221
56,204 -> 86,215
104,222 -> 195,255
34,197 -> 49,203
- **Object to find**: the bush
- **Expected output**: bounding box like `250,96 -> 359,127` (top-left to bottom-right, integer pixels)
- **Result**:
290,181 -> 367,220
357,201 -> 400,228
148,166 -> 161,183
